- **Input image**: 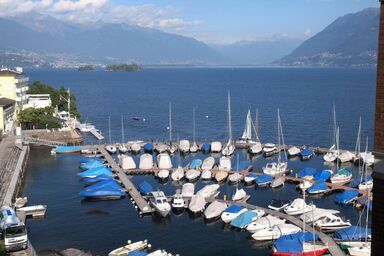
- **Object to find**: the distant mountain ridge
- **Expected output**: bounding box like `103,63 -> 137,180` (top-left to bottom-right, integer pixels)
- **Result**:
0,12 -> 228,66
276,8 -> 379,67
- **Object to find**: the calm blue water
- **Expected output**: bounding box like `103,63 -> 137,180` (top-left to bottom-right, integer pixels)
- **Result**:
22,68 -> 376,255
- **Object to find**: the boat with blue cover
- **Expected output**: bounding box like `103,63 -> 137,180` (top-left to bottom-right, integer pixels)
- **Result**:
221,205 -> 247,223
128,251 -> 148,256
272,235 -> 328,256
84,180 -> 122,192
314,169 -> 333,182
300,148 -> 314,160
230,210 -> 263,229
201,143 -> 211,153
298,167 -> 317,179
189,159 -> 202,169
78,166 -> 113,178
79,161 -> 105,170
83,174 -> 114,185
277,232 -> 319,242
307,182 -> 329,194
334,226 -> 371,242
143,143 -> 154,153
79,188 -> 125,199
138,181 -> 153,195
53,145 -> 82,154
256,174 -> 273,186
335,189 -> 360,204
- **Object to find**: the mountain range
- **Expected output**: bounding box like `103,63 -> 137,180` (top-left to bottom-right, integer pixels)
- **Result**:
0,8 -> 380,67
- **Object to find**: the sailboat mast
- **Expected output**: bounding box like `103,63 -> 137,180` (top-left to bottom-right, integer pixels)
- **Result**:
332,104 -> 337,147
121,115 -> 125,143
108,116 -> 112,144
256,108 -> 260,141
227,91 -> 232,142
67,88 -> 71,119
169,102 -> 172,143
277,109 -> 281,164
336,127 -> 340,170
355,117 -> 362,156
193,108 -> 196,143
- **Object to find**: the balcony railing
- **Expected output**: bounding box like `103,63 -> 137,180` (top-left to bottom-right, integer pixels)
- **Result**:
15,77 -> 29,84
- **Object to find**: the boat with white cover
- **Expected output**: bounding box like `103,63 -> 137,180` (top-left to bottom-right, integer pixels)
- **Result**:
204,201 -> 227,220
232,187 -> 247,201
246,215 -> 286,233
211,141 -> 222,153
201,170 -> 212,180
171,166 -> 184,181
284,198 -> 316,215
157,169 -> 169,180
181,183 -> 195,198
202,157 -> 215,171
252,223 -> 301,241
219,156 -> 231,171
338,151 -> 355,163
157,153 -> 172,169
139,154 -> 153,170
179,139 -> 190,153
196,184 -> 220,199
119,155 -> 136,170
271,177 -> 285,188
188,195 -> 206,213
268,199 -> 290,211
130,143 -> 141,154
263,143 -> 277,157
298,180 -> 313,190
287,146 -> 300,157
300,207 -> 340,223
185,169 -> 201,181
228,172 -> 243,184
149,191 -> 171,217
348,242 -> 371,256
215,170 -> 228,183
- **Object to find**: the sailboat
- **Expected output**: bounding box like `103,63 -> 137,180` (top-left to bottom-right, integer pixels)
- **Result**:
236,109 -> 254,144
118,116 -> 128,153
171,141 -> 184,181
324,104 -> 339,162
168,102 -> 177,154
190,108 -> 198,153
231,155 -> 247,201
222,91 -> 235,156
263,109 -> 289,176
347,188 -> 371,256
105,116 -> 117,154
249,109 -> 263,154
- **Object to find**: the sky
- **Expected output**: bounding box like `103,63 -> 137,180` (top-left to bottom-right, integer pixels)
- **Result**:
0,0 -> 380,44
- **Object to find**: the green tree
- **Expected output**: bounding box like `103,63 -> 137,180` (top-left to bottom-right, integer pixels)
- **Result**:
18,107 -> 61,129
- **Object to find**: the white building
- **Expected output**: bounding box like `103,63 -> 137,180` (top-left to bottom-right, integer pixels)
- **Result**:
24,94 -> 52,109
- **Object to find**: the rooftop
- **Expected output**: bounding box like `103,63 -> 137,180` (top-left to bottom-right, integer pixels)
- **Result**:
0,67 -> 24,76
0,97 -> 15,108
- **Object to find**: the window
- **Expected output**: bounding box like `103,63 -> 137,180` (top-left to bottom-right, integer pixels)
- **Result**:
5,227 -> 26,238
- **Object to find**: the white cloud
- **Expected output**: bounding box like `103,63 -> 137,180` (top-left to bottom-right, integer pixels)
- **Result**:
158,18 -> 203,28
51,0 -> 108,13
0,0 -> 53,16
304,28 -> 312,36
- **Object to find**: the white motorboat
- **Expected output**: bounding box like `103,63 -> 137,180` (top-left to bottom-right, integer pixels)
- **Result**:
179,139 -> 190,153
221,205 -> 248,223
268,199 -> 290,211
147,250 -> 171,256
232,188 -> 247,201
228,172 -> 243,184
181,183 -> 195,198
139,154 -> 153,170
211,141 -> 222,153
251,223 -> 301,241
157,169 -> 170,180
299,180 -> 313,190
287,146 -> 301,157
271,176 -> 285,188
330,169 -> 352,184
348,242 -> 371,256
324,149 -> 338,162
16,205 -> 47,217
119,154 -> 136,170
172,194 -> 184,210
246,215 -> 286,233
215,170 -> 228,183
201,170 -> 212,180
219,156 -> 231,171
188,195 -> 206,213
204,201 -> 227,220
149,191 -> 171,217
130,143 -> 141,154
263,143 -> 277,156
118,144 -> 129,154
185,169 -> 201,181
284,198 -> 316,215
314,214 -> 352,231
171,166 -> 184,181
202,157 -> 215,171
196,184 -> 220,199
108,240 -> 149,256
157,153 -> 172,169
338,151 -> 355,163
263,162 -> 288,176
249,142 -> 262,154
300,207 -> 340,223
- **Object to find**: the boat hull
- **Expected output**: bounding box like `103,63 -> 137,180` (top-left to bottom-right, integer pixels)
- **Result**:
272,248 -> 328,256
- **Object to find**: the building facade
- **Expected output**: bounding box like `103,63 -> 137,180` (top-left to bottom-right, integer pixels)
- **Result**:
0,67 -> 29,133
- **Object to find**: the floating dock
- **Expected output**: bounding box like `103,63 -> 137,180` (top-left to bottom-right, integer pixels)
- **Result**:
97,147 -> 153,214
89,128 -> 104,140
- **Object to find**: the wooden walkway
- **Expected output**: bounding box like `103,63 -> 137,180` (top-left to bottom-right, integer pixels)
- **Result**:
210,198 -> 346,256
97,147 -> 153,214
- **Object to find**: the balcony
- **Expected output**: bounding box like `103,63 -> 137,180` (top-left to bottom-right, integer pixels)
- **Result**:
15,77 -> 29,84
16,86 -> 29,94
